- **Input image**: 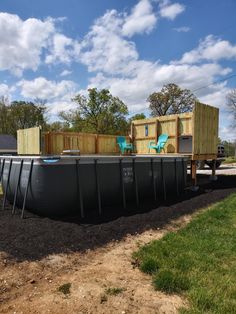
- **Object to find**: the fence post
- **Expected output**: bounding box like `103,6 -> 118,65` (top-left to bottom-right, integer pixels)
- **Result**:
95,134 -> 99,154
175,116 -> 179,153
47,132 -> 51,155
155,119 -> 159,144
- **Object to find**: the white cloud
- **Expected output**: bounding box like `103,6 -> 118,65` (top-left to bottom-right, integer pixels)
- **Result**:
178,35 -> 236,64
60,70 -> 72,77
0,2 -> 185,77
198,84 -> 229,108
80,10 -> 138,75
219,123 -> 236,141
46,33 -> 81,64
0,13 -> 55,76
0,83 -> 11,96
159,1 -> 185,20
0,13 -> 81,75
46,100 -> 77,117
78,1 -> 188,80
70,4 -> 233,118
18,77 -> 78,100
46,34 -> 73,64
122,0 -> 157,37
88,62 -> 231,114
17,77 -> 79,117
173,26 -> 190,32
2,2 -> 235,138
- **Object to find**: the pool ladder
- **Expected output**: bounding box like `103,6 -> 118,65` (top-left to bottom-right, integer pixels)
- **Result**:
0,158 -> 34,218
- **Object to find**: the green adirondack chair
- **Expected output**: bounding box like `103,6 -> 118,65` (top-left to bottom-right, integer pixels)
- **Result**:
117,136 -> 133,154
148,134 -> 168,153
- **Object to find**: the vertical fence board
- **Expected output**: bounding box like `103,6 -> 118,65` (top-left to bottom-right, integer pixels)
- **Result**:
40,132 -> 130,155
192,102 -> 219,156
17,126 -> 41,155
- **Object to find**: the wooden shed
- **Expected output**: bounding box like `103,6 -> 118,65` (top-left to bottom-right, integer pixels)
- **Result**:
131,102 -> 219,161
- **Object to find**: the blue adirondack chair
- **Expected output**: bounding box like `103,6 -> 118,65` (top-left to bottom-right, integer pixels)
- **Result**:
148,134 -> 169,153
117,136 -> 133,154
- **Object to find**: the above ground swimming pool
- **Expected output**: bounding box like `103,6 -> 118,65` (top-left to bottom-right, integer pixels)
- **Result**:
0,155 -> 188,219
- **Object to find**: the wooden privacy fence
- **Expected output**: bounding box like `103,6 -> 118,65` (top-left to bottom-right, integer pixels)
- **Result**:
43,132 -> 128,155
17,102 -> 219,160
17,128 -> 130,155
131,102 -> 219,160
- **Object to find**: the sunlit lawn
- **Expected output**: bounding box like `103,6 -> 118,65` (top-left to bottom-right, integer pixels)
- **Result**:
134,193 -> 236,313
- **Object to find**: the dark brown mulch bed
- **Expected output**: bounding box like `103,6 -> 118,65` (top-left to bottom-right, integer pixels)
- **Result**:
0,174 -> 236,262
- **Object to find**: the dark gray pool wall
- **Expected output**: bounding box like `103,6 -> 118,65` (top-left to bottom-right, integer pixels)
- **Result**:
0,156 -> 188,218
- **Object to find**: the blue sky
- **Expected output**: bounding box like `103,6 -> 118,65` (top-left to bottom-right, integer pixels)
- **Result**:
0,0 -> 235,140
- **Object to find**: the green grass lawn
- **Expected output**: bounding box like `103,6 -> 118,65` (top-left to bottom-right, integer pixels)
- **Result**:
134,193 -> 236,313
223,156 -> 236,164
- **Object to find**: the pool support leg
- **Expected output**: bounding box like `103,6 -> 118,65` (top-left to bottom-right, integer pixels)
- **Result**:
12,159 -> 24,215
0,158 -> 5,184
210,159 -> 218,181
2,159 -> 12,211
191,160 -> 199,192
21,159 -> 34,219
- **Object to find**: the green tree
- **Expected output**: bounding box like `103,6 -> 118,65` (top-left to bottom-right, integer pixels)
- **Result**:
221,140 -> 236,157
46,121 -> 71,132
129,113 -> 146,122
217,137 -> 222,145
60,88 -> 129,135
0,100 -> 47,137
58,110 -> 85,132
148,83 -> 197,117
9,101 -> 47,136
0,97 -> 10,134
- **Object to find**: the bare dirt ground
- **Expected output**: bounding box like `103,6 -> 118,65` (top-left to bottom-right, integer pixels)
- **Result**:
0,169 -> 236,314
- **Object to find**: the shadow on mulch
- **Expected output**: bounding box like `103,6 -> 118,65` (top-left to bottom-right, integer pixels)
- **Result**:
0,174 -> 236,262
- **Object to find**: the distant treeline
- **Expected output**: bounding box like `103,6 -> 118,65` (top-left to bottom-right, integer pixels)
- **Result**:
0,83 -> 210,137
